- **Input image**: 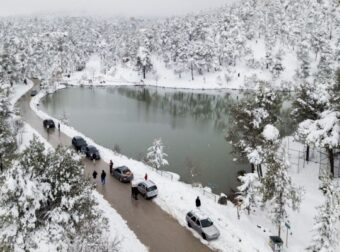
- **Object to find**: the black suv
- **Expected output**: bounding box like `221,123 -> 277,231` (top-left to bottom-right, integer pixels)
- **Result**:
85,145 -> 100,160
71,136 -> 88,152
43,119 -> 55,129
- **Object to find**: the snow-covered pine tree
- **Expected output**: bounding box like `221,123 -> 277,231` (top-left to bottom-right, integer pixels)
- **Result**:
307,169 -> 340,252
292,81 -> 330,161
136,46 -> 153,79
147,138 -> 169,170
0,137 -> 114,251
227,83 -> 282,176
237,172 -> 261,215
261,150 -> 302,238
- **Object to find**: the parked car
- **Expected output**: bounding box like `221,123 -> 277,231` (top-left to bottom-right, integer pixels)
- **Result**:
43,119 -> 55,129
186,210 -> 220,240
112,166 -> 134,182
85,145 -> 100,160
137,180 -> 158,199
30,90 -> 38,96
71,136 -> 87,152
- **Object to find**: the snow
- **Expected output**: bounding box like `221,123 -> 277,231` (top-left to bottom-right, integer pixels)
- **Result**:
10,83 -> 147,252
262,124 -> 280,142
28,83 -> 340,251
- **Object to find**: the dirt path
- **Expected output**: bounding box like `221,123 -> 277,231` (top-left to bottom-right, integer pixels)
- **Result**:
16,83 -> 213,252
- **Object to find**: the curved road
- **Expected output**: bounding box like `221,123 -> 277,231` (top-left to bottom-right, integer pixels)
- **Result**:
16,83 -> 213,252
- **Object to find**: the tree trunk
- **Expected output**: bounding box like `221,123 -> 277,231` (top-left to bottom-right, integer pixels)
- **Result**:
257,164 -> 263,178
190,63 -> 194,81
305,145 -> 310,162
327,148 -> 334,177
143,66 -> 146,79
250,163 -> 255,173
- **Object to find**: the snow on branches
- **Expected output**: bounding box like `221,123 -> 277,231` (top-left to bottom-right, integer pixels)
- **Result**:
147,138 -> 169,170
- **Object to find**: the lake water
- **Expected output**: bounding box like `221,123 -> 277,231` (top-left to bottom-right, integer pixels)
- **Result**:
41,86 -> 293,194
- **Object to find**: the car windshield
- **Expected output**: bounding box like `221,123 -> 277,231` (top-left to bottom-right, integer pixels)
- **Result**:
77,139 -> 86,145
200,218 -> 213,228
147,185 -> 157,192
122,169 -> 131,174
88,146 -> 97,152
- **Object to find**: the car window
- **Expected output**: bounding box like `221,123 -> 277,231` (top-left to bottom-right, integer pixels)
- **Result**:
187,212 -> 193,218
191,216 -> 196,222
147,185 -> 157,192
195,220 -> 200,226
201,218 -> 213,228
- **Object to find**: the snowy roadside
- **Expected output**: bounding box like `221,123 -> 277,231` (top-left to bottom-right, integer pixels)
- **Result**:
11,83 -> 148,252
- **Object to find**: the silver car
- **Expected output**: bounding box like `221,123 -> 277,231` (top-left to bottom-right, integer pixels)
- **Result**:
112,166 -> 134,183
137,180 -> 158,199
186,210 -> 220,240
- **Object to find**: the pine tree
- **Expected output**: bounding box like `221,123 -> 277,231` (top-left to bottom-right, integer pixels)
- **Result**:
237,172 -> 261,215
307,169 -> 340,252
261,150 -> 302,237
0,137 -> 114,250
136,46 -> 153,79
147,138 -> 169,170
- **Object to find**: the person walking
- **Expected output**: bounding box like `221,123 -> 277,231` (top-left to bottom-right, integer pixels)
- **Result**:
92,170 -> 98,180
195,196 -> 201,208
144,173 -> 148,181
109,160 -> 113,174
101,170 -> 106,185
131,183 -> 138,200
57,122 -> 60,131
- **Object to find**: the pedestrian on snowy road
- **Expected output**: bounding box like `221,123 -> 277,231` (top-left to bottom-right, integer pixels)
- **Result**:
92,170 -> 97,179
109,160 -> 113,174
101,170 -> 106,185
58,122 -> 60,131
195,196 -> 201,208
144,173 -> 148,180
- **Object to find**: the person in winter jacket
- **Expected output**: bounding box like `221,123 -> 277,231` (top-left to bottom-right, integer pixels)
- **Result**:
195,196 -> 201,208
92,170 -> 98,179
144,173 -> 148,180
109,160 -> 113,174
101,170 -> 106,185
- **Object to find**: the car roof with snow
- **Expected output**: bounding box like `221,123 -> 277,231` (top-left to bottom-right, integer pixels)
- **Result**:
139,180 -> 156,187
189,209 -> 210,220
116,166 -> 129,171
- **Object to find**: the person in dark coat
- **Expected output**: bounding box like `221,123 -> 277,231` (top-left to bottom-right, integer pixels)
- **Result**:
195,196 -> 201,208
92,170 -> 98,179
144,173 -> 148,180
109,160 -> 113,174
101,170 -> 106,185
131,183 -> 138,200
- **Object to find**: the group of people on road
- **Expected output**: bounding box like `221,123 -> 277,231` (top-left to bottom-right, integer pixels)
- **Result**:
92,169 -> 106,185
91,159 -> 202,209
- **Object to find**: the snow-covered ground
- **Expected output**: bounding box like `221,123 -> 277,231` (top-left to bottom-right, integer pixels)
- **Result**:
10,83 -> 148,252
28,82 -> 335,252
66,40 -> 297,91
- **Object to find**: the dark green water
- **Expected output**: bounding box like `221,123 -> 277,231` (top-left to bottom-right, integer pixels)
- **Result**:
41,86 -> 293,194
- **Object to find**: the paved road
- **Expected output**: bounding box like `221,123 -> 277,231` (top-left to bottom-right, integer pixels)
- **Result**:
16,83 -> 213,252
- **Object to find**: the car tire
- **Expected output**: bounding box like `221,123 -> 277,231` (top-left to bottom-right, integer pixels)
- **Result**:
202,233 -> 207,240
187,222 -> 191,228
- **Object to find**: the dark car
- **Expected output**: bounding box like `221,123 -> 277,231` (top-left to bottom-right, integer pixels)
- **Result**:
71,136 -> 88,152
112,166 -> 134,183
30,90 -> 38,96
43,119 -> 55,129
85,145 -> 100,160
